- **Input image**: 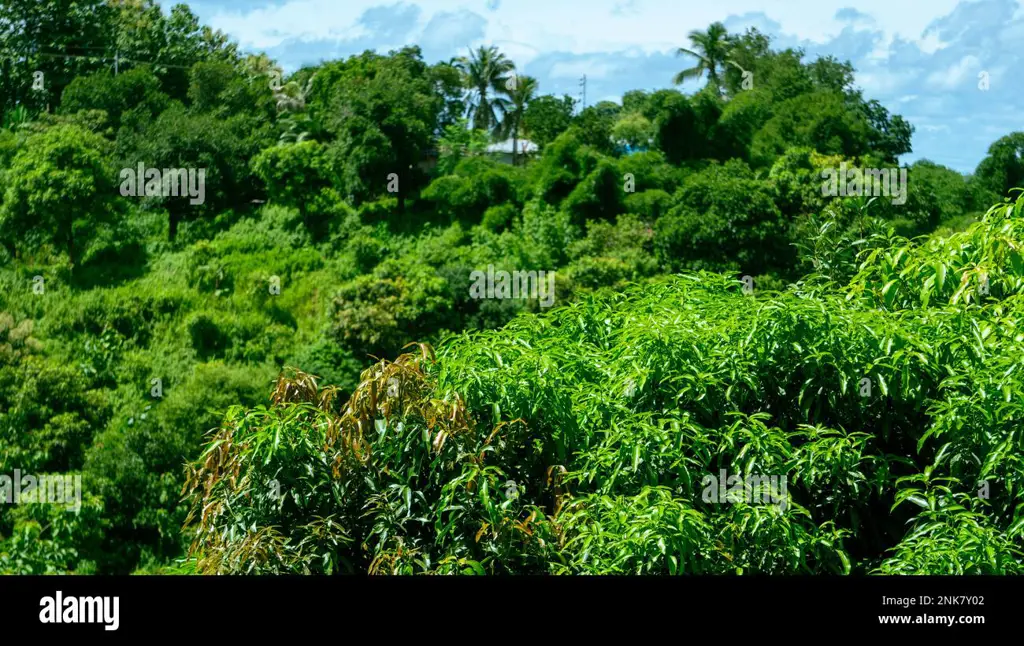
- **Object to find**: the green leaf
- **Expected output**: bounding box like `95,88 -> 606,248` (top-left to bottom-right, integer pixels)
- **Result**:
838,550 -> 851,575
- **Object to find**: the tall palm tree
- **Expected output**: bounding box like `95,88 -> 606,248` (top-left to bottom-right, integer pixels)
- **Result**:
242,53 -> 278,79
267,70 -> 319,143
274,74 -> 315,114
498,74 -> 538,166
456,45 -> 514,135
673,22 -> 735,95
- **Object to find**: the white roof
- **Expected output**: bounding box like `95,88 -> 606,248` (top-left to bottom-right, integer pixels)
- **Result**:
485,138 -> 539,154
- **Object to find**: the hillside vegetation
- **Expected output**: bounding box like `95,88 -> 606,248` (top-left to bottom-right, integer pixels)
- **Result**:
0,1 -> 1021,574
182,197 -> 1024,574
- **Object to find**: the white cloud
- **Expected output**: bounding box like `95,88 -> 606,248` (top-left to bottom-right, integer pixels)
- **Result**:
855,69 -> 918,95
916,31 -> 948,54
202,0 -> 967,58
926,55 -> 982,90
549,59 -> 617,80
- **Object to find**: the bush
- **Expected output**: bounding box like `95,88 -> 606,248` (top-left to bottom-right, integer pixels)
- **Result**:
330,259 -> 454,358
481,204 -> 517,232
562,160 -> 625,226
187,312 -> 229,358
655,161 -> 789,276
623,189 -> 673,221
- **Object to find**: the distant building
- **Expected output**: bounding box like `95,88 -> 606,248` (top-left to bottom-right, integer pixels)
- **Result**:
485,138 -> 539,165
617,143 -> 650,156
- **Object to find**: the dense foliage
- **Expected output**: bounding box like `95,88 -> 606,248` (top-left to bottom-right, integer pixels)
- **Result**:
182,197 -> 1024,574
0,3 -> 1018,574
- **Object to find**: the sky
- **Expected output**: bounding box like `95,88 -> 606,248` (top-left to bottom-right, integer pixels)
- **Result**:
169,0 -> 1023,172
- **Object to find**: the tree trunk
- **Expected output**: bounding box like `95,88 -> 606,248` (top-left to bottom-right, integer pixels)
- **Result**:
169,209 -> 180,241
512,124 -> 519,167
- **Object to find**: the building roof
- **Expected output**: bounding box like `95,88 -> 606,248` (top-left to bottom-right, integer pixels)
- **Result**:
485,138 -> 539,154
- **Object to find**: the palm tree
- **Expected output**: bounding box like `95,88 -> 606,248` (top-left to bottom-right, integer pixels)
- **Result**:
242,53 -> 278,79
278,112 -> 319,144
270,71 -> 318,143
274,74 -> 315,113
498,74 -> 538,166
456,45 -> 514,135
673,22 -> 735,95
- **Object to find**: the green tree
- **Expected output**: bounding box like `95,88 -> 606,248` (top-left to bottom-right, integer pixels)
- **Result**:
313,47 -> 441,211
612,112 -> 655,150
650,91 -> 702,164
422,155 -> 522,222
721,28 -> 770,96
100,1 -> 239,102
435,117 -> 490,175
126,103 -> 257,240
0,0 -> 115,114
808,55 -> 857,95
522,94 -> 575,148
572,101 -> 620,155
0,124 -> 118,265
530,129 -> 601,204
430,59 -> 467,134
59,66 -> 169,129
973,132 -> 1024,202
894,160 -> 971,233
861,99 -> 914,163
562,160 -> 625,225
187,61 -> 249,114
252,141 -> 334,235
750,91 -> 872,168
655,160 -> 789,275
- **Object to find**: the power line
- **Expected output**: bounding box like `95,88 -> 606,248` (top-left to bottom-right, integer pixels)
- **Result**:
0,48 -> 193,70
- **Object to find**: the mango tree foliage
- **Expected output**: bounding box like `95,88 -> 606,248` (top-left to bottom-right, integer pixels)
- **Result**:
184,196 -> 1024,574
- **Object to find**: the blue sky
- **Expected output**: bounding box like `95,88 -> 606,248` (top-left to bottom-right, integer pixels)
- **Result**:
171,0 -> 1022,173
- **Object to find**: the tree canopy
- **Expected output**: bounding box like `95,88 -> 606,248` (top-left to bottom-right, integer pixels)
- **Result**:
0,11 -> 1018,578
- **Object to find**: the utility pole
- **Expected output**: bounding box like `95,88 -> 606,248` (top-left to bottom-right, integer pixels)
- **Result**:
578,74 -> 587,113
